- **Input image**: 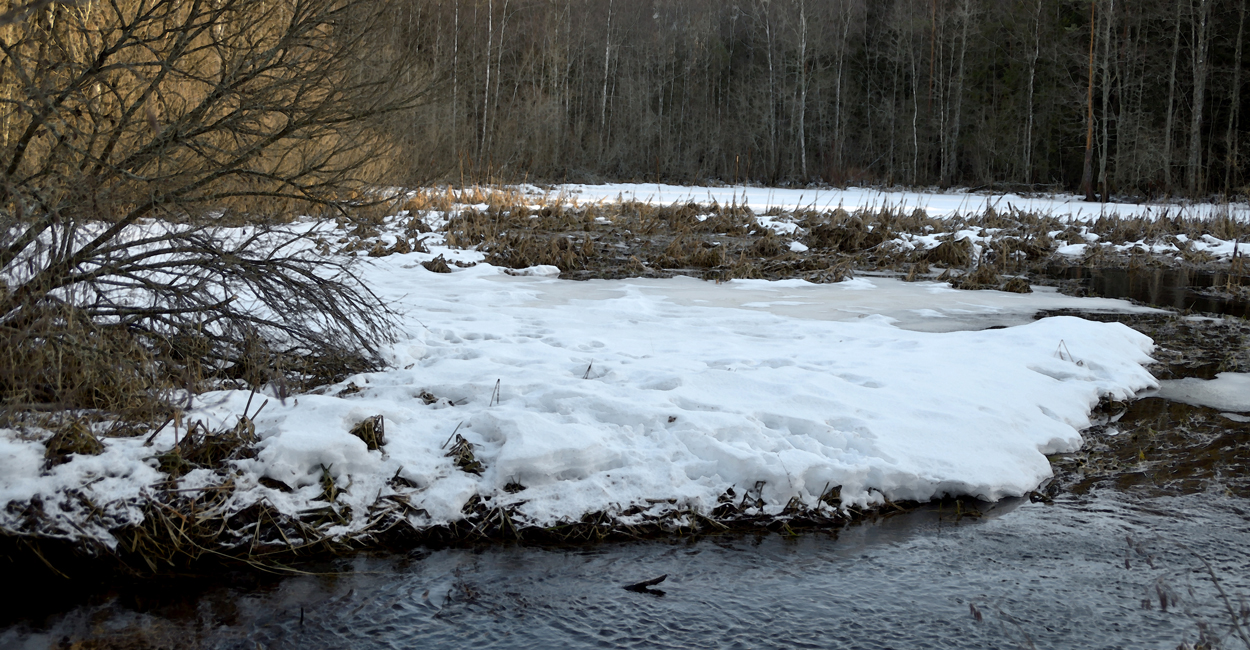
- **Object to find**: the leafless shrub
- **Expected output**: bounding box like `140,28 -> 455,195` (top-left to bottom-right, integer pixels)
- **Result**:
0,0 -> 435,417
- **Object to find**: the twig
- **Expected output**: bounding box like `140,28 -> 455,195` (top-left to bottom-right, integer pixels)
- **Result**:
440,421 -> 464,450
1177,541 -> 1250,649
624,574 -> 668,592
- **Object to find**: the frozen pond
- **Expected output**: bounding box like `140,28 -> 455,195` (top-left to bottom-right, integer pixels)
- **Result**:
5,491 -> 1248,649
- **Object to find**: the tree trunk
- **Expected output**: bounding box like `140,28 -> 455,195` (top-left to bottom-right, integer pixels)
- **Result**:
600,0 -> 613,152
480,0 -> 493,166
833,0 -> 851,175
797,0 -> 808,179
1188,0 -> 1211,195
451,0 -> 459,163
910,30 -> 920,185
1023,0 -> 1041,184
1097,0 -> 1113,201
943,0 -> 969,186
1081,0 -> 1096,201
492,0 -> 510,162
1163,0 -> 1183,192
761,2 -> 778,180
1227,0 -> 1246,193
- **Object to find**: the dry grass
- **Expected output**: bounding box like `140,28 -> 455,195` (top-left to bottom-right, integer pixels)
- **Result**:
154,414 -> 258,480
926,238 -> 974,268
0,305 -> 175,422
405,185 -> 1250,289
350,415 -> 385,451
444,433 -> 484,475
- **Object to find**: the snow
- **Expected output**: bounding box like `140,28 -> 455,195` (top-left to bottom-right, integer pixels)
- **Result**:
0,254 -> 1160,544
1154,373 -> 1250,413
543,183 -> 1249,222
0,186 -> 1184,546
0,433 -> 164,546
172,263 -> 1158,528
538,183 -> 1248,261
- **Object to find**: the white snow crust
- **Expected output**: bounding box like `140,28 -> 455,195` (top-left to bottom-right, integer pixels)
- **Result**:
0,259 -> 1160,542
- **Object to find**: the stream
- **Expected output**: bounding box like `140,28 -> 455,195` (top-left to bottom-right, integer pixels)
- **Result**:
3,493 -> 1249,649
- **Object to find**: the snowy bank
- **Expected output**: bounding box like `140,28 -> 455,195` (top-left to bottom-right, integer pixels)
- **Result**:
543,183 -> 1249,222
0,252 -> 1161,547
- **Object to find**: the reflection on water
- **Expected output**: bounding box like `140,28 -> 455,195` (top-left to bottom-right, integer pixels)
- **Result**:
1048,266 -> 1250,318
4,493 -> 1248,650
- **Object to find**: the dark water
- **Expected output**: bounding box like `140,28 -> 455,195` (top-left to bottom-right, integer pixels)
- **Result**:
1047,266 -> 1250,318
5,493 -> 1249,649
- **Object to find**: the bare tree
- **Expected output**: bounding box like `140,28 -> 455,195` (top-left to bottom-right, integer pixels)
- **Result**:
1081,0 -> 1097,201
1227,0 -> 1247,194
0,0 -> 434,410
1189,0 -> 1213,195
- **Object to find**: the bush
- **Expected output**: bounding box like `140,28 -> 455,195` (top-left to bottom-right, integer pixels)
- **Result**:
0,0 -> 434,418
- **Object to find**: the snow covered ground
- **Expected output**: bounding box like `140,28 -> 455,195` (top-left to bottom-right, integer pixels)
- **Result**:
526,183 -> 1248,263
0,212 -> 1168,546
543,183 -> 1249,222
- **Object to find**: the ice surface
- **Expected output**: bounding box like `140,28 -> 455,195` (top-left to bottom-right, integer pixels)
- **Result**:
506,273 -> 1161,333
1155,373 -> 1250,413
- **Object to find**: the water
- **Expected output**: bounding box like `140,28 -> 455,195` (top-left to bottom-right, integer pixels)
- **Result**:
5,492 -> 1249,649
1046,266 -> 1250,318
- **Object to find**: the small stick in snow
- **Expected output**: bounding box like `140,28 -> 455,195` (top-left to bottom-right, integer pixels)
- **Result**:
583,361 -> 593,379
249,399 -> 269,422
1055,340 -> 1083,365
441,421 -> 465,450
143,415 -> 176,447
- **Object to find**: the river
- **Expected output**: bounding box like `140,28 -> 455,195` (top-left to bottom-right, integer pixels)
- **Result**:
4,491 -> 1248,649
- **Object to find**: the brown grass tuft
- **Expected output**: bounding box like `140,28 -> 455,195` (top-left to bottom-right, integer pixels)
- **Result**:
925,238 -> 973,268
1001,277 -> 1033,293
422,255 -> 453,273
43,419 -> 105,467
350,415 -> 386,451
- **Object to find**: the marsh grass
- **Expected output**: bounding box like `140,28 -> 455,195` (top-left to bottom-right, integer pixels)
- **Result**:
408,186 -> 1244,290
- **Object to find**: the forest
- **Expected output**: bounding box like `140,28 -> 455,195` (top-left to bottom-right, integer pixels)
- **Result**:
383,0 -> 1250,199
3,0 -> 1249,198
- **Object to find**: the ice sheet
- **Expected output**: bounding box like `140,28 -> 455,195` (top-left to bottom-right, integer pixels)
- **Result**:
1155,373 -> 1250,413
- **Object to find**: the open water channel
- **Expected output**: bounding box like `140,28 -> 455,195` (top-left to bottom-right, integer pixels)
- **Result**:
3,493 -> 1249,649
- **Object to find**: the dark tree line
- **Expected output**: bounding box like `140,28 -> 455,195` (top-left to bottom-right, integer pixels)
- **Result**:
389,0 -> 1250,198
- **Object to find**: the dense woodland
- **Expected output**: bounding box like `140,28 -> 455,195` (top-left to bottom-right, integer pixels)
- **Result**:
385,0 -> 1250,198
4,0 -> 1250,203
